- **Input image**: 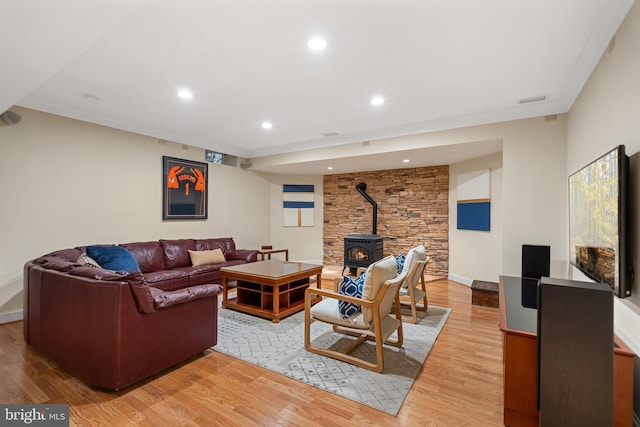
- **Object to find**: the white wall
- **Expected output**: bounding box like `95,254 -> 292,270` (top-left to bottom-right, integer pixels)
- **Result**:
445,116 -> 567,284
501,115 -> 568,279
0,107 -> 271,322
449,152 -> 503,285
567,0 -> 640,358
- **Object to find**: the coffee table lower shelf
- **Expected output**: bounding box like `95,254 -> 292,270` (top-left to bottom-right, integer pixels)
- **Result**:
222,294 -> 321,322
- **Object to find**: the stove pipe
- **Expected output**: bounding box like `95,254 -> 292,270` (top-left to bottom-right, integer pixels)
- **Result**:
355,182 -> 377,235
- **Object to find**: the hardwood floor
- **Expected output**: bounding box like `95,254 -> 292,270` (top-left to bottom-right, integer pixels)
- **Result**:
0,269 -> 504,426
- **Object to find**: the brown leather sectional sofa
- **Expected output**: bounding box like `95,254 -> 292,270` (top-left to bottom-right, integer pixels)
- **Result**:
23,237 -> 258,391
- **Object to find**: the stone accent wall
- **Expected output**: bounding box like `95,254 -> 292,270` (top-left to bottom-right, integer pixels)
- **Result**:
323,166 -> 449,277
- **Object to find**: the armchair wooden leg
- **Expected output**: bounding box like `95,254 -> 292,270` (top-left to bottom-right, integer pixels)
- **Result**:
304,290 -> 315,352
393,295 -> 404,347
400,274 -> 428,323
417,274 -> 429,311
400,286 -> 419,323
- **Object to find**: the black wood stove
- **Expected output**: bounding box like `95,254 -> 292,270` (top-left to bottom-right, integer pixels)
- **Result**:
344,182 -> 384,274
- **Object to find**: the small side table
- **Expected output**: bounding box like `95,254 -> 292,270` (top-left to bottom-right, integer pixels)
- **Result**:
258,248 -> 289,261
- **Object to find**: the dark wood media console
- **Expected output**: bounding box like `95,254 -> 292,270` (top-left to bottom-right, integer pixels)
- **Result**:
498,275 -> 634,427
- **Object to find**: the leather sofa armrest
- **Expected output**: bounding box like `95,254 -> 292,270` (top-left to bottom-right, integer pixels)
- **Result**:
230,249 -> 258,263
150,284 -> 222,310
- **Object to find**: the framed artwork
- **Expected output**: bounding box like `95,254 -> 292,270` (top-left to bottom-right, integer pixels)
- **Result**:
283,184 -> 315,226
456,169 -> 490,231
162,156 -> 208,220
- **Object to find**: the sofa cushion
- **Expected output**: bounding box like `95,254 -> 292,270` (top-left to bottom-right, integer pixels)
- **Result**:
44,248 -> 84,263
142,270 -> 189,291
187,271 -> 221,286
362,256 -> 398,301
151,283 -> 222,310
188,249 -> 226,266
160,239 -> 196,269
175,265 -> 221,278
144,269 -> 188,282
182,260 -> 244,286
338,274 -> 365,319
233,249 -> 259,263
195,238 -> 236,257
77,253 -> 101,268
120,241 -> 166,273
87,245 -> 141,273
400,244 -> 427,288
395,253 -> 406,274
361,255 -> 398,323
401,245 -> 427,274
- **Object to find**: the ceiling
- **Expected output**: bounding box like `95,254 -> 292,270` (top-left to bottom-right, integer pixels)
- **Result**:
2,0 -> 634,174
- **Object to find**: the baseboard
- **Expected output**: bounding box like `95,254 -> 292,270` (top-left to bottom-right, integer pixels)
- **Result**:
448,274 -> 472,286
297,259 -> 323,265
0,309 -> 23,325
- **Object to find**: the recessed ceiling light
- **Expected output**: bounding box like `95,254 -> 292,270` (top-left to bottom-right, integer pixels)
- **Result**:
83,93 -> 99,102
261,121 -> 273,129
322,131 -> 339,137
177,89 -> 193,99
403,159 -> 410,163
308,37 -> 327,51
371,96 -> 385,106
327,166 -> 333,170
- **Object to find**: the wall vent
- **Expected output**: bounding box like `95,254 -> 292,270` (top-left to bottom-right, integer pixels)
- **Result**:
0,110 -> 21,126
518,95 -> 546,104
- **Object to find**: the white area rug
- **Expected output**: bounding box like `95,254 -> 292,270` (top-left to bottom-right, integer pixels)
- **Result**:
213,304 -> 451,415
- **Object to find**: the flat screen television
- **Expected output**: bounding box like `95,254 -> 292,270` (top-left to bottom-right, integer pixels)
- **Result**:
568,145 -> 632,298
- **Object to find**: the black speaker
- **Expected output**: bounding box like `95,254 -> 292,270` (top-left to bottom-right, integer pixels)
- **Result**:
537,277 -> 614,427
522,244 -> 550,279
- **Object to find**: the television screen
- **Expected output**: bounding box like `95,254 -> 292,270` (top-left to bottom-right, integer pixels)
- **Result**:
568,145 -> 631,298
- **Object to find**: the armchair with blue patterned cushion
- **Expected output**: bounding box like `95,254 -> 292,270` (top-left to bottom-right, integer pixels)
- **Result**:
303,255 -> 407,373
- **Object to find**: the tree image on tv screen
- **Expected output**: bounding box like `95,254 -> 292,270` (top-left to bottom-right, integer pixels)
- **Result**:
569,149 -> 619,288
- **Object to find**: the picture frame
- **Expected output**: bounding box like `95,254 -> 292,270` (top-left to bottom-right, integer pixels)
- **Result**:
162,156 -> 208,220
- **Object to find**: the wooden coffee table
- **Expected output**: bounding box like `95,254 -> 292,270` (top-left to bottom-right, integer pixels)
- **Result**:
221,260 -> 323,323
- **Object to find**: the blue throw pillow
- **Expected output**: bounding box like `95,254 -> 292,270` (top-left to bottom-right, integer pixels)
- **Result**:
86,245 -> 140,273
338,273 -> 365,319
396,254 -> 405,274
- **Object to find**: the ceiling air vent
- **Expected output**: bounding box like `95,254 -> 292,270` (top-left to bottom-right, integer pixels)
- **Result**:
322,132 -> 339,137
518,95 -> 546,104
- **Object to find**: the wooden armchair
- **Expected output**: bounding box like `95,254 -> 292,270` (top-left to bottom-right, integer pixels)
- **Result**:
398,247 -> 430,323
304,255 -> 407,373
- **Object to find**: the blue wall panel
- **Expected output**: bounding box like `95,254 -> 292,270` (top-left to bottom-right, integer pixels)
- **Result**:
457,202 -> 491,231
